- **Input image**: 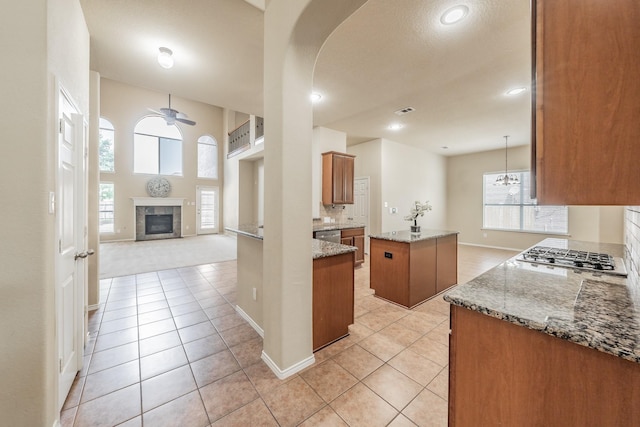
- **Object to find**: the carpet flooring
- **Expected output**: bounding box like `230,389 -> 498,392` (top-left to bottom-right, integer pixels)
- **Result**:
99,234 -> 237,278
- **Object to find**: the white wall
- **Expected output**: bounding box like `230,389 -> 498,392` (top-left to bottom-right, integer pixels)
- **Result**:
0,0 -> 89,425
380,139 -> 447,232
311,126 -> 347,217
99,78 -> 224,241
447,145 -> 625,249
348,138 -> 448,234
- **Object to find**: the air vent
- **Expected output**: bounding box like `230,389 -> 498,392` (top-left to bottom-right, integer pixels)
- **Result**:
394,106 -> 415,116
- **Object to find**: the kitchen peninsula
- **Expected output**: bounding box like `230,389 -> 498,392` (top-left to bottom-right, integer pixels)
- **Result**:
226,224 -> 356,351
444,238 -> 640,426
369,229 -> 458,308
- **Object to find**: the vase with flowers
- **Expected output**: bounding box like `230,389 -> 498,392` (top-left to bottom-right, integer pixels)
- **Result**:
404,200 -> 432,233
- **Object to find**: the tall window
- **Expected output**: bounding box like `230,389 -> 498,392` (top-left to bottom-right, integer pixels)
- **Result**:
134,116 -> 183,176
197,135 -> 218,179
99,118 -> 115,172
99,182 -> 115,233
483,171 -> 568,234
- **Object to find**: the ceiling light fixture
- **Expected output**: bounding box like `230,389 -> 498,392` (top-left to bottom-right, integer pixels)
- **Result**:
441,5 -> 469,25
506,87 -> 527,96
310,92 -> 323,103
388,123 -> 404,131
495,135 -> 520,186
157,47 -> 174,69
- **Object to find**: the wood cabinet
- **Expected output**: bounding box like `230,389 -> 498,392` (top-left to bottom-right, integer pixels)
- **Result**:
449,305 -> 640,425
341,227 -> 365,267
370,233 -> 457,308
322,151 -> 355,205
313,251 -> 354,351
532,0 -> 640,205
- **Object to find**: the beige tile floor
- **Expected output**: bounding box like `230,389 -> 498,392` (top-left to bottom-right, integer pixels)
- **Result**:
61,244 -> 516,427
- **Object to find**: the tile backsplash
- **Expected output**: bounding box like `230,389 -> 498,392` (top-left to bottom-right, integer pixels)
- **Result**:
315,203 -> 352,224
624,206 -> 640,276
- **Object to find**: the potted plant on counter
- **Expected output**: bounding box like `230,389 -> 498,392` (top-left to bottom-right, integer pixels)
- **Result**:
404,200 -> 432,233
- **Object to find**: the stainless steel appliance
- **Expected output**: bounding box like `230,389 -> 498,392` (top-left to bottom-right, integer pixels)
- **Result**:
314,229 -> 341,244
517,246 -> 627,277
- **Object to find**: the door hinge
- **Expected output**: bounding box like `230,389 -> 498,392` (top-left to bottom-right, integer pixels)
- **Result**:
59,239 -> 62,253
59,358 -> 63,373
59,118 -> 64,134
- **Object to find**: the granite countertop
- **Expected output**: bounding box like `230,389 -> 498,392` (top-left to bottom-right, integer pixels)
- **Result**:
312,221 -> 366,232
444,238 -> 640,364
225,224 -> 356,259
225,224 -> 264,240
312,239 -> 357,260
369,229 -> 459,243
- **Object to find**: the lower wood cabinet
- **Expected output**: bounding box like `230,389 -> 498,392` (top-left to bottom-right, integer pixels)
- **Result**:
312,251 -> 354,351
370,234 -> 457,308
449,306 -> 640,425
341,227 -> 365,266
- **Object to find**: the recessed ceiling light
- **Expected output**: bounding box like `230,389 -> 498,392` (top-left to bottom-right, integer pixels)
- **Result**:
310,92 -> 323,103
388,123 -> 404,131
506,87 -> 527,96
441,5 -> 469,25
157,47 -> 174,69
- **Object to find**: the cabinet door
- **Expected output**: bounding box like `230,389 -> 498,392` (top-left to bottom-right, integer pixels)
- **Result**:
333,154 -> 346,203
533,0 -> 640,205
353,235 -> 365,265
341,237 -> 352,246
342,155 -> 354,204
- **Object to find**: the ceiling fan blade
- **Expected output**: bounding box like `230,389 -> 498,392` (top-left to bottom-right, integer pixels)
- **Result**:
148,108 -> 164,115
176,117 -> 196,126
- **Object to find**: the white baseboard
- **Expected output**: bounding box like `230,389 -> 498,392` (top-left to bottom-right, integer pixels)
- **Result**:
261,350 -> 315,380
458,242 -> 522,252
87,303 -> 100,312
235,305 -> 264,338
53,419 -> 61,427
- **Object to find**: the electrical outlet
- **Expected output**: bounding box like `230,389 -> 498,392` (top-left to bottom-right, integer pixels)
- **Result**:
390,207 -> 398,214
252,287 -> 257,301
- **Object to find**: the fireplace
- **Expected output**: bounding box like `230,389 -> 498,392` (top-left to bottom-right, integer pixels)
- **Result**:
132,197 -> 184,241
145,214 -> 173,235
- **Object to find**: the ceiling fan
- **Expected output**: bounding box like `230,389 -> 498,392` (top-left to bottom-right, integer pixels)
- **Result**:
149,94 -> 196,126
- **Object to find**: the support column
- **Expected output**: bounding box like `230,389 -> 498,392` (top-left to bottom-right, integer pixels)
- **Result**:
261,0 -> 368,377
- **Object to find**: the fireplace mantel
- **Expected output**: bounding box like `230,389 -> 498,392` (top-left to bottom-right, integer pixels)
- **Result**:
131,197 -> 185,207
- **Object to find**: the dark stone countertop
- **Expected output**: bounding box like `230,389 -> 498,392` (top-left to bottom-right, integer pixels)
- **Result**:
444,238 -> 640,364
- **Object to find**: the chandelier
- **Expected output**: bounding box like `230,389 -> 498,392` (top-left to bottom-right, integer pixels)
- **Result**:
494,135 -> 520,186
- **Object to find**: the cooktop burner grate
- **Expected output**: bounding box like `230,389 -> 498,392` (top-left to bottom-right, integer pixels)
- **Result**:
517,246 -> 628,277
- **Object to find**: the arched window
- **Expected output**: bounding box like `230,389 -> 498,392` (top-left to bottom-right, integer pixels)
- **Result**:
99,117 -> 115,172
197,135 -> 218,179
133,116 -> 183,176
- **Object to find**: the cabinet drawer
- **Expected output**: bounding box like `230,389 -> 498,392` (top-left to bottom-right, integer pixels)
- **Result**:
341,227 -> 364,238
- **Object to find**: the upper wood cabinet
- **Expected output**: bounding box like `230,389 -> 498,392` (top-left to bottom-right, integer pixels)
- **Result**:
532,0 -> 640,205
322,151 -> 355,205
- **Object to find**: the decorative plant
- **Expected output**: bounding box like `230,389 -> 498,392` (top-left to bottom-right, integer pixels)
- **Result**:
404,200 -> 432,227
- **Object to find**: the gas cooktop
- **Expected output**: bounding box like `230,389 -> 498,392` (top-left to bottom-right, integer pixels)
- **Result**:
517,246 -> 628,277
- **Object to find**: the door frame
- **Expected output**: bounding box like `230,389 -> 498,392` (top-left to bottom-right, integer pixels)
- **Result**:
351,176 -> 370,254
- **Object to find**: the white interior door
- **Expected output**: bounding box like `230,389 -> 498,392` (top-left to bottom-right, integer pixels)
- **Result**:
57,87 -> 87,410
351,177 -> 370,253
196,186 -> 219,234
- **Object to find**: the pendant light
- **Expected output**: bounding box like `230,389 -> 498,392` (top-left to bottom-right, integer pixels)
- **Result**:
495,135 -> 520,186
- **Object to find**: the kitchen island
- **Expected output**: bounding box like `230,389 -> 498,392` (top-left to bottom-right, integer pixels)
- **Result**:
444,238 -> 640,426
369,229 -> 458,308
225,224 -> 356,351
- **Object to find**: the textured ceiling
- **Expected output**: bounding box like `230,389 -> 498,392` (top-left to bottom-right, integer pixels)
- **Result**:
80,0 -> 531,156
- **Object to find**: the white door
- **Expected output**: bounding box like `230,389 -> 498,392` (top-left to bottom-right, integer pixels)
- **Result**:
351,177 -> 370,253
57,87 -> 88,410
196,186 -> 219,234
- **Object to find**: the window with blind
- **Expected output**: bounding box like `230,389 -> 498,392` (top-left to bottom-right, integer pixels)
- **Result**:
483,171 -> 568,234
